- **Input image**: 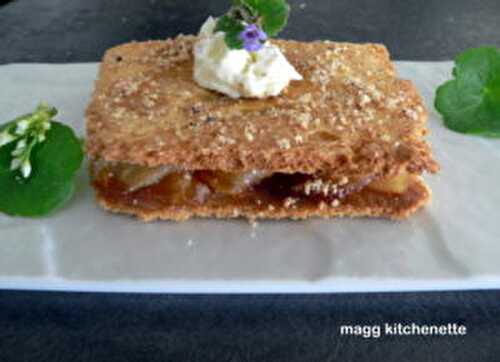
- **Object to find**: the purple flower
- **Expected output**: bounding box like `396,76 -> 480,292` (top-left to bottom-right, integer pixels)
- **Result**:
239,24 -> 267,52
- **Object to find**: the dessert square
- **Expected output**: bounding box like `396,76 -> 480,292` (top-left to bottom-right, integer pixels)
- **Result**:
86,36 -> 439,221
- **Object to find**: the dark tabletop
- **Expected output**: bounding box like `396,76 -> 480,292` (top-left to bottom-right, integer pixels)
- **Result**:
1,0 -> 500,361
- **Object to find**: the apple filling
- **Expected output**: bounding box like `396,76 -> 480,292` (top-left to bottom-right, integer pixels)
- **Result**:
91,160 -> 414,208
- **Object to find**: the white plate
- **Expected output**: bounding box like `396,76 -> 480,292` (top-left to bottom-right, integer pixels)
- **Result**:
0,62 -> 499,294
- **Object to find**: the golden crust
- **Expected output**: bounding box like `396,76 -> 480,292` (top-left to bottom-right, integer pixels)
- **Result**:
94,177 -> 431,222
86,36 -> 439,178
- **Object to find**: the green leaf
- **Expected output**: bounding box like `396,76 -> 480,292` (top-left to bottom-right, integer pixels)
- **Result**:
435,47 -> 500,137
0,121 -> 84,217
216,15 -> 245,49
244,0 -> 290,36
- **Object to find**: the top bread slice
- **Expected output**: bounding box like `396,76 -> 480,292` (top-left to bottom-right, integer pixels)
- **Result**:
86,35 -> 439,179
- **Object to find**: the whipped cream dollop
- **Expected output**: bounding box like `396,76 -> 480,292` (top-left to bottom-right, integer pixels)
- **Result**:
193,17 -> 302,99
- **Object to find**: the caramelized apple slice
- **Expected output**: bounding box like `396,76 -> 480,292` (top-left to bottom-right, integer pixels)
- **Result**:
195,170 -> 270,195
154,172 -> 206,204
367,171 -> 412,194
93,161 -> 179,192
117,165 -> 179,192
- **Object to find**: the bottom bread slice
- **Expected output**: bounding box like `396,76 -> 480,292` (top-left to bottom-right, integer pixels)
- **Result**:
94,177 -> 431,222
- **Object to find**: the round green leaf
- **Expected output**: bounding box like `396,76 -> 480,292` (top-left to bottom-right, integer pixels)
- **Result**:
216,15 -> 245,49
244,0 -> 290,36
0,121 -> 84,217
435,47 -> 500,137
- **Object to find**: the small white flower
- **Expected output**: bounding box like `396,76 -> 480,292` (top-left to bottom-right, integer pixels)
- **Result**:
15,138 -> 27,149
42,121 -> 51,131
11,148 -> 23,157
15,120 -> 30,135
11,139 -> 27,157
21,160 -> 32,178
10,157 -> 22,171
0,131 -> 15,147
5,104 -> 57,180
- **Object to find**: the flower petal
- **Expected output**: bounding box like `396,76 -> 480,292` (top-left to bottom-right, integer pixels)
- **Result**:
0,132 -> 15,147
15,120 -> 30,135
21,160 -> 32,178
10,158 -> 22,171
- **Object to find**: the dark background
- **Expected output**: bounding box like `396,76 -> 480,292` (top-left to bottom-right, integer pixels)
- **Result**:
1,0 -> 500,361
1,0 -> 499,63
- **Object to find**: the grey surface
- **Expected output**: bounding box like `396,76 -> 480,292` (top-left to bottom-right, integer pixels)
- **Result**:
1,62 -> 500,294
1,291 -> 500,361
0,0 -> 499,63
1,0 -> 500,361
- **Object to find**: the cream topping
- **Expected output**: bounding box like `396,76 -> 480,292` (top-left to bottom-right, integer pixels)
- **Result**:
193,17 -> 302,99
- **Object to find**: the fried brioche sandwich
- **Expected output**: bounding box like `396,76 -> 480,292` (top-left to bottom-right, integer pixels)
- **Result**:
86,36 -> 439,221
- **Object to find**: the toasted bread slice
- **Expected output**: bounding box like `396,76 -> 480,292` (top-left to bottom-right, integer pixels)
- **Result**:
86,36 -> 438,221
